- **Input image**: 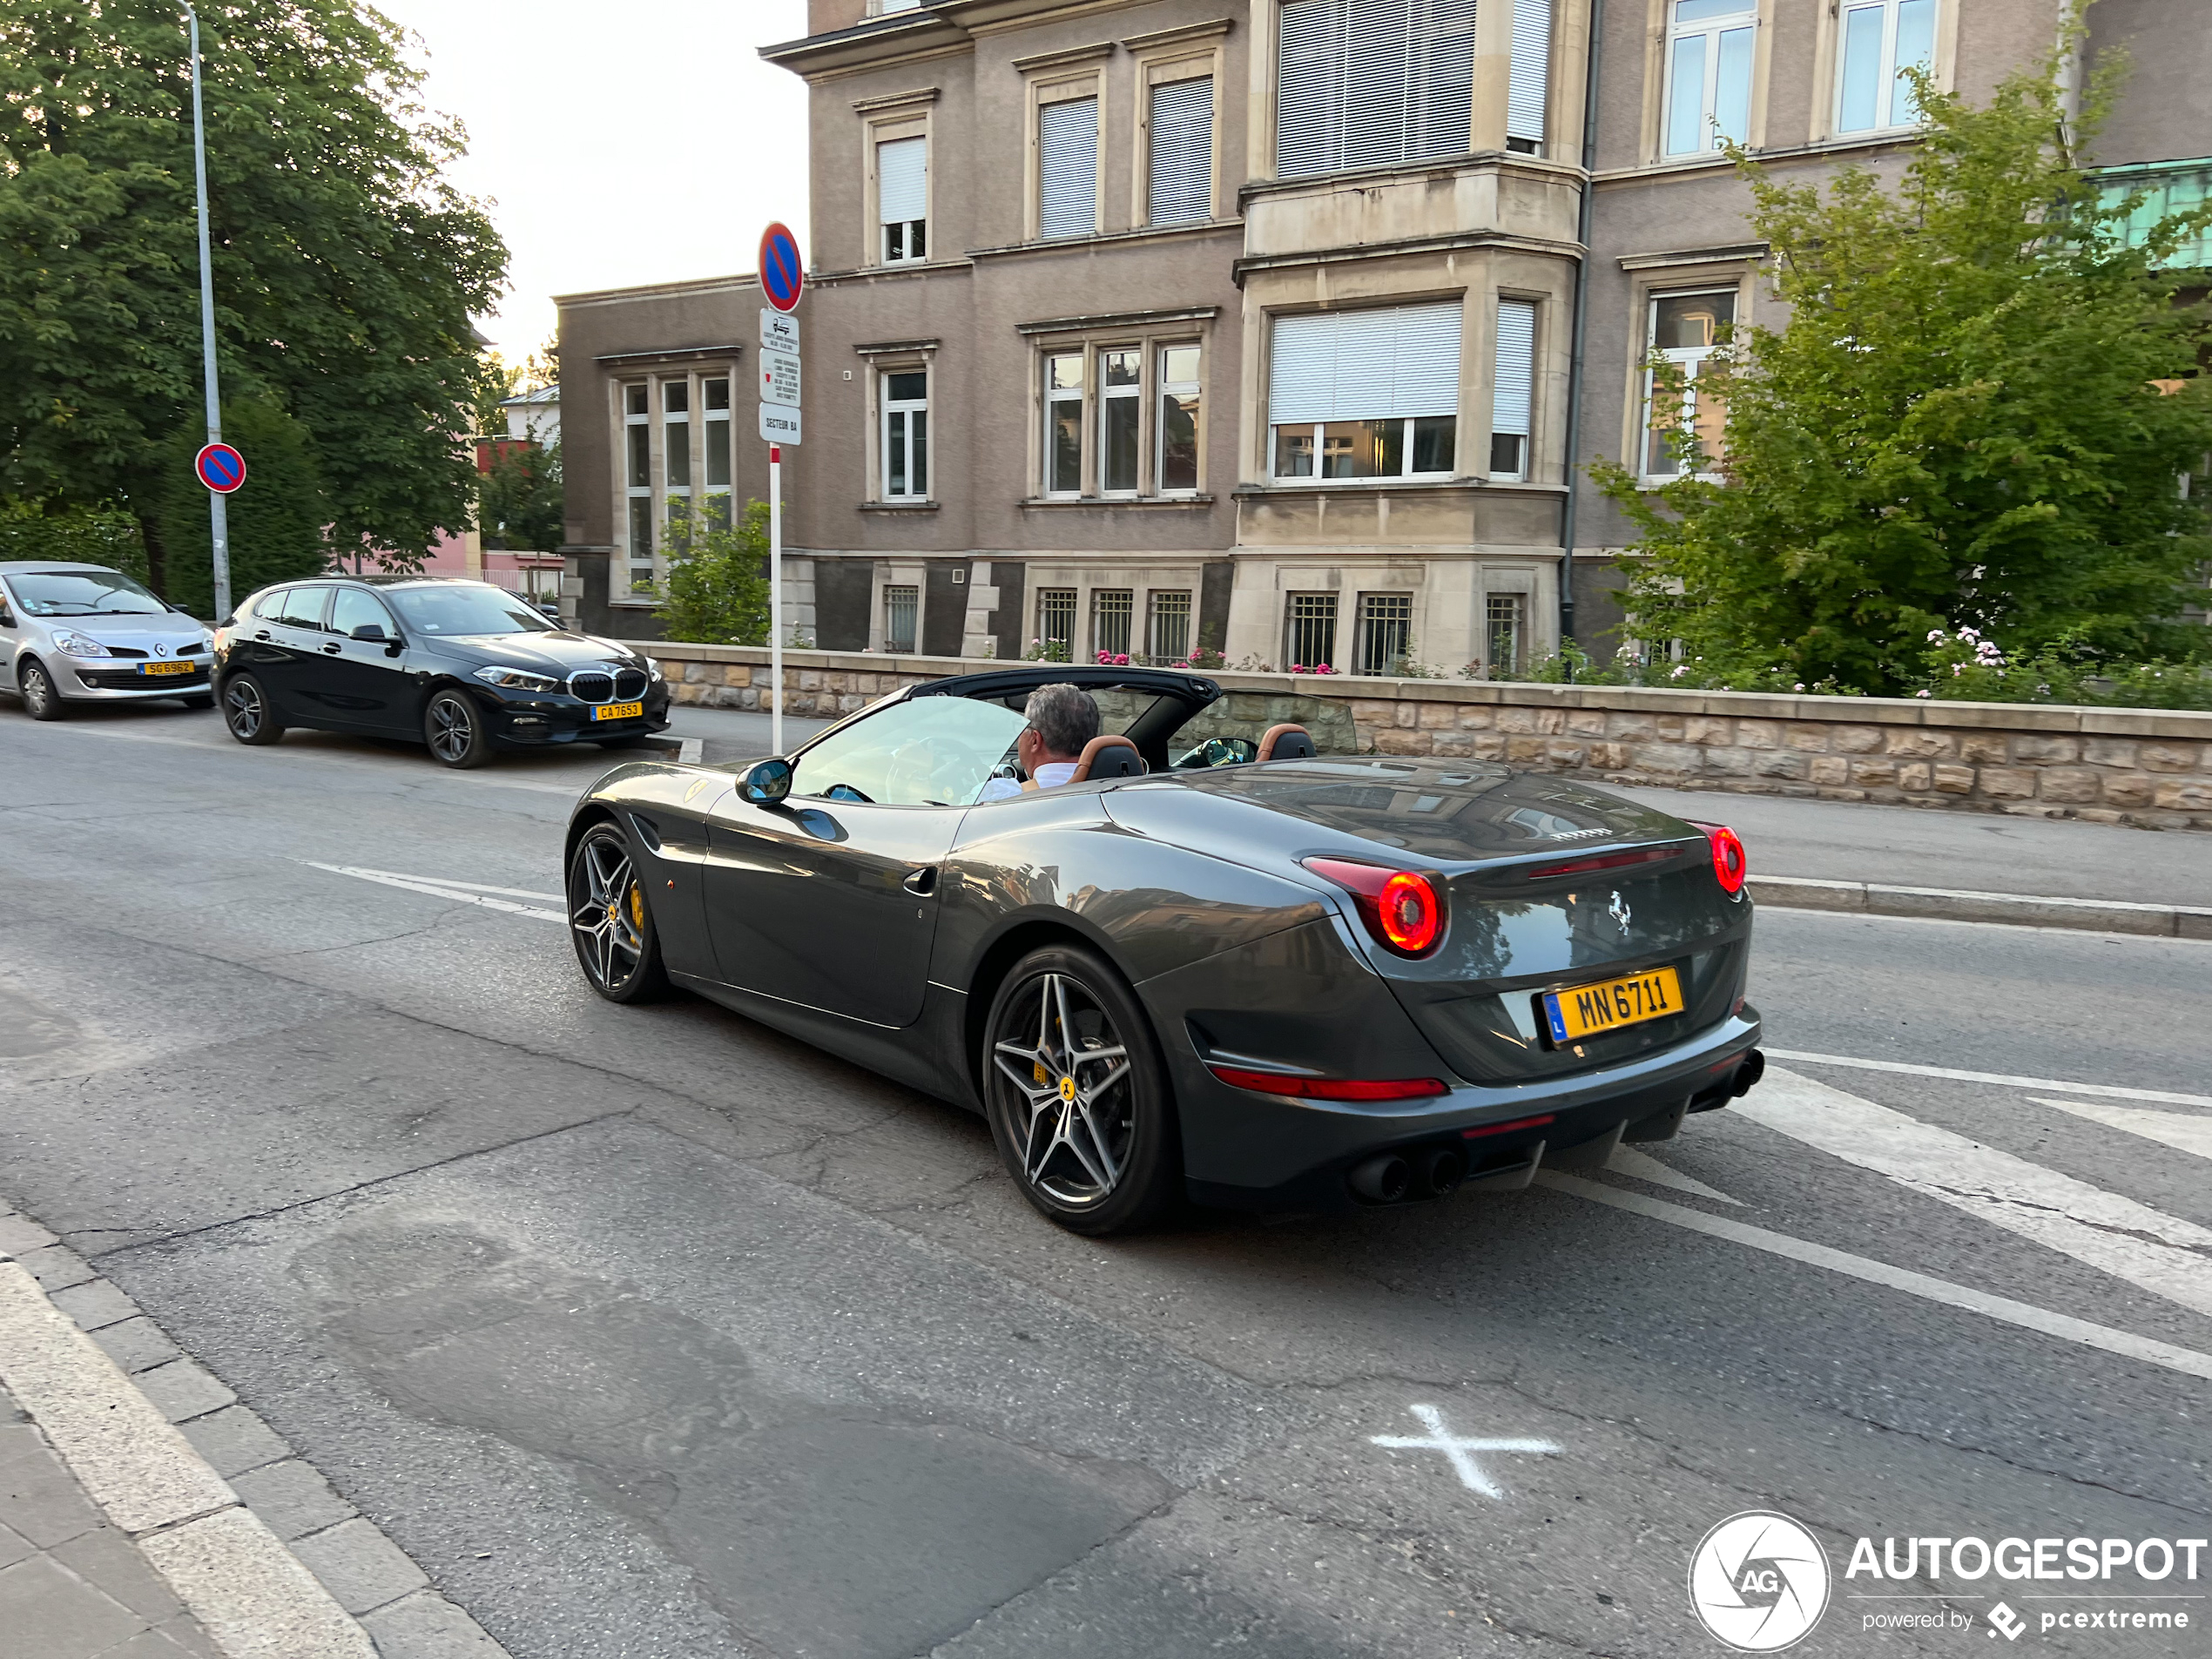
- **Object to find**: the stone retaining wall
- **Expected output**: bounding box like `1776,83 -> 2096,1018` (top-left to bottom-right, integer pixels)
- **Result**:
631,642 -> 2212,833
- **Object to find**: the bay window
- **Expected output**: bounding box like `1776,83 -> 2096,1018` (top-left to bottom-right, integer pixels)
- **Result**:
1663,0 -> 1756,157
1269,303 -> 1460,482
1277,0 -> 1477,179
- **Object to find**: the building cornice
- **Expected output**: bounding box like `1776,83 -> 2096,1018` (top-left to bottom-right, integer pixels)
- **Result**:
851,85 -> 941,113
967,218 -> 1242,261
594,343 -> 745,368
759,8 -> 969,79
1616,241 -> 1768,272
1592,132 -> 1922,186
1235,230 -> 1584,284
1009,40 -> 1115,73
1015,304 -> 1221,335
556,274 -> 753,307
1120,17 -> 1235,51
853,337 -> 943,356
1239,150 -> 1585,209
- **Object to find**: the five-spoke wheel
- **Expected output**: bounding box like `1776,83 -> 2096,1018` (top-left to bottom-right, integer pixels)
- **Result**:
221,673 -> 284,744
983,945 -> 1177,1234
567,823 -> 666,1002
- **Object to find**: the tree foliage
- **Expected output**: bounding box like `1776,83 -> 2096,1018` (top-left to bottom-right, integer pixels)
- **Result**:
154,395 -> 325,615
656,499 -> 771,645
478,440 -> 563,553
0,0 -> 508,593
1595,37 -> 2212,695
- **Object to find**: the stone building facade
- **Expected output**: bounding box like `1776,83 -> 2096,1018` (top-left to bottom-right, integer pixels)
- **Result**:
556,0 -> 2210,661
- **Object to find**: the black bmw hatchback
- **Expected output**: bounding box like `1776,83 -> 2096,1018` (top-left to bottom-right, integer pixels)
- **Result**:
213,577 -> 671,768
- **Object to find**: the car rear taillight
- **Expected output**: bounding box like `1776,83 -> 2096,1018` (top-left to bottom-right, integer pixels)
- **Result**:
1302,857 -> 1445,955
1208,1066 -> 1447,1103
1691,822 -> 1747,894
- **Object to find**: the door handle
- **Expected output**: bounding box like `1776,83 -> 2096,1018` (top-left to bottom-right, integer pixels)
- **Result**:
902,867 -> 937,896
253,630 -> 271,640
322,643 -> 341,654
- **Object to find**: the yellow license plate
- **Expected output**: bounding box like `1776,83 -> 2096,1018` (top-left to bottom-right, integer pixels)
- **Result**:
590,700 -> 644,721
139,660 -> 195,677
1543,966 -> 1683,1045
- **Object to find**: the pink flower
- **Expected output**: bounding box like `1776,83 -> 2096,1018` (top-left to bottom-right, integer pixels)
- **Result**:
1916,689 -> 1933,698
1289,664 -> 1308,674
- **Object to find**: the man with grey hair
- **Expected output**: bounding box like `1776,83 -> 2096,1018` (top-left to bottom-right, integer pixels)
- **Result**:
978,683 -> 1098,800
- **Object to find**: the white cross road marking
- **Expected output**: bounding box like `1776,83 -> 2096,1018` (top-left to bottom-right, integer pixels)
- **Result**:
1606,1143 -> 1743,1205
1737,1068 -> 2212,1320
1764,1049 -> 2212,1110
1368,1405 -> 1561,1498
301,862 -> 564,921
312,865 -> 564,903
2030,1097 -> 2212,1163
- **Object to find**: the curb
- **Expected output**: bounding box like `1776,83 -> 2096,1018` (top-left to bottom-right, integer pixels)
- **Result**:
1750,873 -> 2212,938
0,1215 -> 512,1659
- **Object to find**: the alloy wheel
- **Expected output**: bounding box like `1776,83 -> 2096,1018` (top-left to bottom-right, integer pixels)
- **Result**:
989,970 -> 1136,1208
570,833 -> 648,993
224,678 -> 263,738
426,694 -> 475,764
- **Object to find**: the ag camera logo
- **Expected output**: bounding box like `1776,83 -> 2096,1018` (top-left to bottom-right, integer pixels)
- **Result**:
1690,1511 -> 1832,1650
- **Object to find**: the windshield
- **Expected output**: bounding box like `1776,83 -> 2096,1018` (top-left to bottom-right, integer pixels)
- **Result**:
791,696 -> 1028,806
385,585 -> 555,637
6,570 -> 169,617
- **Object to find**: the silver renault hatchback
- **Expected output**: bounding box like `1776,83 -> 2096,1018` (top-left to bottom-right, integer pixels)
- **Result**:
0,563 -> 217,718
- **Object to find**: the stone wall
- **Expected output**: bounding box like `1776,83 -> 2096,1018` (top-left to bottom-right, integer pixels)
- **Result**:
631,642 -> 2212,833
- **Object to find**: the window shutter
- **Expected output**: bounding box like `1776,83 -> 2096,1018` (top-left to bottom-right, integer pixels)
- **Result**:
1037,97 -> 1099,239
1507,0 -> 1550,145
1270,302 -> 1463,424
1493,299 -> 1536,438
1277,0 -> 1347,179
1148,78 -> 1214,225
878,137 -> 927,225
1340,0 -> 1412,170
1412,0 -> 1477,160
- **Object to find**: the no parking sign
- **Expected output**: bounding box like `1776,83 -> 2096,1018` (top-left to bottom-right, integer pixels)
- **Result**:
194,442 -> 246,494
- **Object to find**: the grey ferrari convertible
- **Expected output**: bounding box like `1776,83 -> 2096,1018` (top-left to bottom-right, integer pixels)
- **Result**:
564,665 -> 1764,1234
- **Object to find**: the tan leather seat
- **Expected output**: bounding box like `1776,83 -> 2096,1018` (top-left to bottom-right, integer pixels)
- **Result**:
1069,733 -> 1144,781
1257,723 -> 1316,762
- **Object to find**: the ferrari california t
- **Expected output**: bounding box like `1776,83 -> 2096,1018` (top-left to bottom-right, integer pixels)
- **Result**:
563,665 -> 1763,1234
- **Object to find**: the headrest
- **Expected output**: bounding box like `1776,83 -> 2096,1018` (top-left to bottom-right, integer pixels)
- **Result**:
1070,734 -> 1143,781
1257,723 -> 1316,762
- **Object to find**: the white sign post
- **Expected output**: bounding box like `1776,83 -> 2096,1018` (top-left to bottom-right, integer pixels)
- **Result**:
756,226 -> 803,757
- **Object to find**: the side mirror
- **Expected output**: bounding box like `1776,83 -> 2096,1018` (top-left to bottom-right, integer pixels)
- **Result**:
349,623 -> 387,642
537,602 -> 561,620
739,757 -> 793,806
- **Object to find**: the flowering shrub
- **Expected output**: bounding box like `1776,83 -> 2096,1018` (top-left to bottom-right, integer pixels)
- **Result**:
1095,650 -> 1131,666
1025,637 -> 1070,664
1288,662 -> 1338,675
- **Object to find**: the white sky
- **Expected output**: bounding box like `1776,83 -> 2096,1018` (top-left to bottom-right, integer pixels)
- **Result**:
373,0 -> 813,368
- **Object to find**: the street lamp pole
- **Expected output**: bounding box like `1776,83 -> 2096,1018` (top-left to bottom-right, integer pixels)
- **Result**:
185,4 -> 230,619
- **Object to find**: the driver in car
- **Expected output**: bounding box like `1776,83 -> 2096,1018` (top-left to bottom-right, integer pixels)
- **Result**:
978,683 -> 1097,800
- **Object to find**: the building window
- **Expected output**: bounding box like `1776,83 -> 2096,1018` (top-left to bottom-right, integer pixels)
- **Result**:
2096,159 -> 2212,270
1099,349 -> 1142,496
1491,299 -> 1536,479
1270,303 -> 1460,481
1039,95 -> 1099,239
1487,594 -> 1526,675
1285,592 -> 1339,671
1836,0 -> 1936,135
879,135 -> 927,262
1663,0 -> 1756,157
1148,590 -> 1192,662
1037,588 -> 1077,656
1093,590 -> 1134,658
1157,345 -> 1202,493
1356,592 -> 1413,675
884,583 -> 919,653
703,377 -> 732,524
662,381 -> 691,543
1276,0 -> 1476,180
882,370 -> 928,500
1044,354 -> 1085,495
623,383 -> 651,585
1642,289 -> 1735,477
1149,76 -> 1213,225
1507,0 -> 1552,154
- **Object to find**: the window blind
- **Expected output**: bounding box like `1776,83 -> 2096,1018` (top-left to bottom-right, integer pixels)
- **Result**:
1276,0 -> 1476,180
1038,97 -> 1099,239
1507,0 -> 1551,145
877,137 -> 927,225
1148,78 -> 1214,225
1270,302 -> 1463,425
1493,299 -> 1536,437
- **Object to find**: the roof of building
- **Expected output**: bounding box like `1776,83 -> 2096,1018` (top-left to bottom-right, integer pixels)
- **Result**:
499,384 -> 560,408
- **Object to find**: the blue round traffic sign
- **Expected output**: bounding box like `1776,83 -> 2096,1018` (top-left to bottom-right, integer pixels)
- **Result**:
759,222 -> 803,314
195,442 -> 246,495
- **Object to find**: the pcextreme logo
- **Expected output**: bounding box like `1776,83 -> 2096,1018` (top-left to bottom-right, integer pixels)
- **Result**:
1690,1512 -> 1834,1651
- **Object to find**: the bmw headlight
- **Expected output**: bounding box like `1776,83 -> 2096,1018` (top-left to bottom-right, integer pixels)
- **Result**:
473,664 -> 561,693
53,631 -> 112,658
644,657 -> 664,680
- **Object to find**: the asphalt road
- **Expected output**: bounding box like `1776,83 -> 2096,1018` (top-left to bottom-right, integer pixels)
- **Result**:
2,698 -> 2208,1659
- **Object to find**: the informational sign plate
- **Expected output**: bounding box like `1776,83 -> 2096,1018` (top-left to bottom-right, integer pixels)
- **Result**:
759,404 -> 802,444
194,442 -> 246,494
760,309 -> 799,354
758,222 -> 803,313
761,350 -> 802,408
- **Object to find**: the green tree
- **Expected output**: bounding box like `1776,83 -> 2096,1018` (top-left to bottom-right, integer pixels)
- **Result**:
656,498 -> 770,645
153,396 -> 325,616
478,439 -> 563,552
0,496 -> 146,577
1595,37 -> 2212,695
0,0 -> 508,591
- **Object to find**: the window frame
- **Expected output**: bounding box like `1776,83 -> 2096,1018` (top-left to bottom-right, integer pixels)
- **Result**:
613,365 -> 741,597
1831,0 -> 1939,138
1265,303 -> 1463,487
875,132 -> 930,266
1661,0 -> 1759,158
1030,71 -> 1105,243
1283,590 -> 1341,671
860,93 -> 935,271
1155,344 -> 1204,496
882,583 -> 921,654
1036,587 -> 1079,658
1029,328 -> 1206,502
1272,0 -> 1478,182
1146,589 -> 1194,663
1136,48 -> 1220,229
1490,296 -> 1540,482
1636,285 -> 1740,482
1096,347 -> 1143,498
620,381 -> 653,591
1354,591 -> 1413,676
1485,592 -> 1527,678
880,367 -> 930,502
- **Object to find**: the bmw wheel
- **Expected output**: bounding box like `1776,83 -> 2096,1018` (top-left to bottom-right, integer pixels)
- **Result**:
221,674 -> 285,745
18,658 -> 64,720
567,822 -> 668,1002
983,944 -> 1180,1236
424,689 -> 492,769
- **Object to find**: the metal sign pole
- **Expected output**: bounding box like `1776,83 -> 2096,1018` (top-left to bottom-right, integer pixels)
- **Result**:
185,5 -> 230,620
769,444 -> 783,756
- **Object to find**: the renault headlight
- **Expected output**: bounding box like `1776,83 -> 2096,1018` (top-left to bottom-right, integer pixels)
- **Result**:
473,664 -> 560,693
53,631 -> 112,658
